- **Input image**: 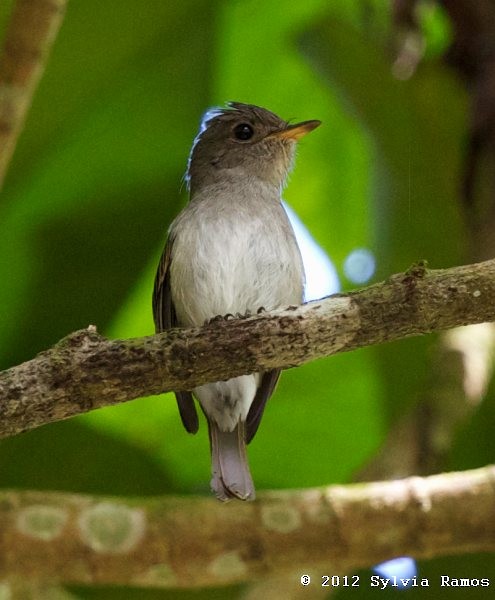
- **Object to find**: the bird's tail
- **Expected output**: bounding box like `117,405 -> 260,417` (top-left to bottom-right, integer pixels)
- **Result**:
208,420 -> 255,501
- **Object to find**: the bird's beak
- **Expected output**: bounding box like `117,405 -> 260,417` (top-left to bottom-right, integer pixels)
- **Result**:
268,119 -> 321,141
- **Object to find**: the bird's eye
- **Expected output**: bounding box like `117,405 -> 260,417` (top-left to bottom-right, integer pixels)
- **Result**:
233,123 -> 254,141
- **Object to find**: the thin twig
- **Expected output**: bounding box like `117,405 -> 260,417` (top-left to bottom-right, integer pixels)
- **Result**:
0,0 -> 67,190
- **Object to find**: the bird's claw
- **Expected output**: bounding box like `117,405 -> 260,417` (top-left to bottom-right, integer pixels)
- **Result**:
206,310 -> 254,324
206,313 -> 235,324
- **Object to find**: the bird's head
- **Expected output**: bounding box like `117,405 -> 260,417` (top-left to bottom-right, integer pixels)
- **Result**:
186,102 -> 320,193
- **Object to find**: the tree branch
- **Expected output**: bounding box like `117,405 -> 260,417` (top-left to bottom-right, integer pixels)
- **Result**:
1,259 -> 495,439
0,0 -> 67,190
0,465 -> 493,589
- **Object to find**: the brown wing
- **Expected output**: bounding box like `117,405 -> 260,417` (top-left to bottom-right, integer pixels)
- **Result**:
245,369 -> 281,443
153,235 -> 199,434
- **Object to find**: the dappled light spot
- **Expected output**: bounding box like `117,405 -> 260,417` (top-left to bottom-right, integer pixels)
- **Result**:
261,504 -> 301,533
0,583 -> 10,600
284,202 -> 340,301
373,556 -> 418,588
208,551 -> 247,579
344,248 -> 376,284
139,563 -> 178,587
78,502 -> 145,553
17,504 -> 68,541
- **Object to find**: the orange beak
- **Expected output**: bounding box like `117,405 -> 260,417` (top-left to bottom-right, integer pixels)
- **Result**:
269,119 -> 321,141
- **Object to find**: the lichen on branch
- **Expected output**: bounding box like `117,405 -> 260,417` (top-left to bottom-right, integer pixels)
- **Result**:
0,465 -> 494,588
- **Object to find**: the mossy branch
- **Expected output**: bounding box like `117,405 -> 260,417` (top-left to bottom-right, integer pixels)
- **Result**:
0,258 -> 494,438
0,465 -> 494,588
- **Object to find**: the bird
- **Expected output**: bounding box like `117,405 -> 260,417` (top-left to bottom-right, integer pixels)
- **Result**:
153,102 -> 320,501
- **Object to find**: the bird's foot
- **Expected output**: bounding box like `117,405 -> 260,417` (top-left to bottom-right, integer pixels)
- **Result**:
206,310 -> 253,324
206,313 -> 236,324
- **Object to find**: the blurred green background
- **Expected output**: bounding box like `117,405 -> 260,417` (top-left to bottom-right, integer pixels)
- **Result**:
0,0 -> 493,598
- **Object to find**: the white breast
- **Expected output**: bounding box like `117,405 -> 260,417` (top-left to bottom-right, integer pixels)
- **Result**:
170,180 -> 304,326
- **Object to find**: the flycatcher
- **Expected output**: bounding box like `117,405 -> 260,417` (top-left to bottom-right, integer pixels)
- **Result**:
153,102 -> 320,501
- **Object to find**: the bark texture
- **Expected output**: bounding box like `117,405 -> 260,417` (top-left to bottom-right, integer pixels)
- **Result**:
1,259 -> 494,439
